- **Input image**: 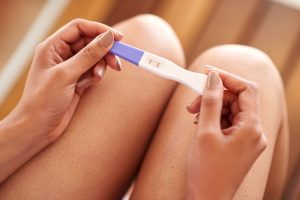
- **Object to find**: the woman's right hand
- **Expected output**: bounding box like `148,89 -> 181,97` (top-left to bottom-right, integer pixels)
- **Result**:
8,19 -> 123,143
186,66 -> 267,200
0,19 -> 122,183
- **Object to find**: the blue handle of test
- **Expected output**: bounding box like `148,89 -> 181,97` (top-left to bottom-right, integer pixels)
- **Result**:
109,41 -> 144,65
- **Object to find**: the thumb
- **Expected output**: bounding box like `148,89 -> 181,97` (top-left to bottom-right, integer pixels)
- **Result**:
198,71 -> 223,129
64,30 -> 114,80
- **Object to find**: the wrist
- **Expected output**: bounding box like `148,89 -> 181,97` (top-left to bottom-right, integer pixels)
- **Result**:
1,104 -> 51,148
187,185 -> 232,200
186,174 -> 235,200
0,104 -> 50,183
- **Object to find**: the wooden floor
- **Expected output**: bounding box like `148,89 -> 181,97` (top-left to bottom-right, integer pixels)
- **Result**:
0,0 -> 300,198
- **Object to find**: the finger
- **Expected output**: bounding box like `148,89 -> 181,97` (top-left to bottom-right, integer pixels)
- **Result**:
186,96 -> 201,113
76,60 -> 106,95
222,90 -> 236,108
205,66 -> 253,93
188,102 -> 230,116
50,18 -> 123,44
222,125 -> 238,136
221,107 -> 230,116
198,71 -> 223,129
221,117 -> 231,129
205,66 -> 258,113
104,53 -> 122,71
70,37 -> 93,54
77,59 -> 106,84
93,59 -> 107,79
188,90 -> 234,115
76,73 -> 94,95
63,30 -> 113,80
222,90 -> 240,118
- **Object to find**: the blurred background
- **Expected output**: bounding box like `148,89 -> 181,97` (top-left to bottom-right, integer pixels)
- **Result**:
0,0 -> 299,198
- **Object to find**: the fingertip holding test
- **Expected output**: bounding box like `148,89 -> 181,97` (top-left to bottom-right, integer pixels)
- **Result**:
205,65 -> 216,69
95,63 -> 106,78
116,56 -> 122,71
96,65 -> 106,78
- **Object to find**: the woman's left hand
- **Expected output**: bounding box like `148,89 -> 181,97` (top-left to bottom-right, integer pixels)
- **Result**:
186,67 -> 267,199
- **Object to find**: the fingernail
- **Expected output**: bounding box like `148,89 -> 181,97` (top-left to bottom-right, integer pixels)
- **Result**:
206,71 -> 220,88
115,30 -> 124,38
205,65 -> 215,69
188,96 -> 200,107
116,57 -> 122,71
77,77 -> 92,87
96,65 -> 106,77
204,65 -> 213,75
97,30 -> 114,48
189,100 -> 195,107
186,103 -> 192,111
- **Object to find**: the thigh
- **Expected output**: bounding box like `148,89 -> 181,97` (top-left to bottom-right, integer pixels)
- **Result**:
0,14 -> 185,200
131,45 -> 289,200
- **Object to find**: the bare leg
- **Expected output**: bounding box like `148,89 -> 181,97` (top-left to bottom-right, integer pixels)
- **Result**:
131,45 -> 289,200
0,14 -> 185,200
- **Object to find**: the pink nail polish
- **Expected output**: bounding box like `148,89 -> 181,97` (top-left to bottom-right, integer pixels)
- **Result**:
116,57 -> 122,71
96,66 -> 106,77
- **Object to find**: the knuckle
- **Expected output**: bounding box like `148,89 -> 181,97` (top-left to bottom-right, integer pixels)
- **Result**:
35,41 -> 47,53
254,133 -> 268,154
252,124 -> 263,139
81,45 -> 97,61
246,81 -> 259,94
199,129 -> 215,137
202,94 -> 222,108
54,39 -> 69,54
51,67 -> 69,80
71,18 -> 84,25
197,127 -> 218,141
247,112 -> 260,125
196,131 -> 219,149
197,133 -> 214,146
244,122 -> 263,141
260,134 -> 268,150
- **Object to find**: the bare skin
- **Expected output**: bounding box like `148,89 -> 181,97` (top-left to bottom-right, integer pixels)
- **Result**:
0,19 -> 124,183
0,15 -> 288,199
131,44 -> 289,200
185,68 -> 267,199
0,15 -> 185,199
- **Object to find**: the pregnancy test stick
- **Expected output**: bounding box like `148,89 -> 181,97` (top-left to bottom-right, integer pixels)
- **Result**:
109,41 -> 207,95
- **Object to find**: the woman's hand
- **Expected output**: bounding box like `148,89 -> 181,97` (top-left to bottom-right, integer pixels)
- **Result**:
12,19 -> 123,143
0,19 -> 123,183
186,66 -> 267,200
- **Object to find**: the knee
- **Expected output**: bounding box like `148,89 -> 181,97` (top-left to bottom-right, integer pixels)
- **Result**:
191,44 -> 283,88
128,14 -> 177,43
201,44 -> 275,72
130,14 -> 171,32
115,14 -> 186,67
